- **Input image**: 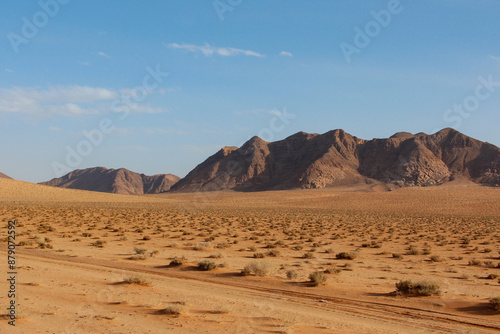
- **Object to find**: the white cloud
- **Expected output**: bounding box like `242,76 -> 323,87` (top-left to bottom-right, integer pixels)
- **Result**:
97,51 -> 110,58
49,126 -> 62,132
490,55 -> 500,61
0,85 -> 169,117
279,51 -> 293,57
233,108 -> 283,116
77,61 -> 91,66
166,42 -> 264,58
5,68 -> 13,73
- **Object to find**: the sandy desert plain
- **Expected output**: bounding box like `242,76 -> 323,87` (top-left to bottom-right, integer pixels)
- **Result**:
0,177 -> 499,333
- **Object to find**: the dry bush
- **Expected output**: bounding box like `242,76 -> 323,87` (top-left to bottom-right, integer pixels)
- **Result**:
429,255 -> 442,262
490,298 -> 500,311
198,260 -> 217,271
123,275 -> 152,286
133,247 -> 147,255
253,252 -> 265,258
336,252 -> 357,260
468,259 -> 482,266
406,246 -> 421,255
158,303 -> 188,316
395,280 -> 441,296
242,260 -> 277,276
169,256 -> 187,266
309,271 -> 327,286
286,270 -> 298,279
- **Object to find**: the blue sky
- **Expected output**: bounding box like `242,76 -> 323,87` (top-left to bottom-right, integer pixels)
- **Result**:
1,0 -> 499,182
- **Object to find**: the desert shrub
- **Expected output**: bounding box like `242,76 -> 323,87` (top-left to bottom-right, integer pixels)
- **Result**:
216,242 -> 230,249
486,274 -> 499,280
129,254 -> 147,260
309,271 -> 327,286
429,255 -> 442,262
90,240 -> 106,248
248,246 -> 257,252
198,260 -> 217,271
324,267 -> 342,274
253,252 -> 265,258
142,235 -> 151,241
489,298 -> 500,311
336,252 -> 357,260
267,250 -> 281,257
392,253 -> 403,260
484,261 -> 495,268
242,260 -> 277,276
123,275 -> 152,286
208,252 -> 225,259
194,242 -> 212,251
169,256 -> 187,266
395,280 -> 441,296
286,270 -> 298,279
133,247 -> 147,255
406,246 -> 421,255
468,259 -> 482,266
303,252 -> 315,259
159,303 -> 188,316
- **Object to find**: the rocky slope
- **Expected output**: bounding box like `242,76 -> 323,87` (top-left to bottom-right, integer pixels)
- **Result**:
170,128 -> 500,192
40,167 -> 180,195
0,172 -> 12,179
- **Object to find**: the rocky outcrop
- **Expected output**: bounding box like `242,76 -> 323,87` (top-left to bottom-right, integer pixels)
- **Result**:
170,128 -> 500,192
40,167 -> 180,195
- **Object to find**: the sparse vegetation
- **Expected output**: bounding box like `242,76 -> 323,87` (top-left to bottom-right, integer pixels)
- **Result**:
395,280 -> 441,296
123,275 -> 152,286
309,271 -> 327,286
198,260 -> 217,271
242,261 -> 277,276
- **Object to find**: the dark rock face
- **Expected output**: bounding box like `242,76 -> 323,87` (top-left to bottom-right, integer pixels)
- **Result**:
40,167 -> 180,195
170,128 -> 500,192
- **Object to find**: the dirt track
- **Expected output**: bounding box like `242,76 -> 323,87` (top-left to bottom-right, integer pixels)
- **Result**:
14,248 -> 500,334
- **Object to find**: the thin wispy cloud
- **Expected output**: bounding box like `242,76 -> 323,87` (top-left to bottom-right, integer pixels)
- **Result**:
77,61 -> 91,66
279,51 -> 293,57
97,51 -> 110,58
232,108 -> 283,116
4,68 -> 14,73
166,42 -> 264,57
0,85 -> 168,117
490,55 -> 500,61
49,126 -> 62,132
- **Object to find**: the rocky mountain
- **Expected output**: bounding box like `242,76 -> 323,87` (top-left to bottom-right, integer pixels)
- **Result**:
0,172 -> 12,179
40,167 -> 180,195
170,128 -> 500,192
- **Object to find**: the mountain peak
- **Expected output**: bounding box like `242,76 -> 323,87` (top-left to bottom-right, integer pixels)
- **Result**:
41,167 -> 180,195
171,128 -> 500,192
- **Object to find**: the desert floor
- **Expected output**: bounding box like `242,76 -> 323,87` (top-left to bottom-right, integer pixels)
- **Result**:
0,178 -> 499,333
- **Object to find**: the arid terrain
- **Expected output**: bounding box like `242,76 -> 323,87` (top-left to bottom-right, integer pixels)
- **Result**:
1,177 -> 499,333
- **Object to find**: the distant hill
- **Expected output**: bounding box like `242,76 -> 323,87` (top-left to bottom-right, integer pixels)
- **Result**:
40,167 -> 180,195
0,172 -> 12,179
170,128 -> 500,192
